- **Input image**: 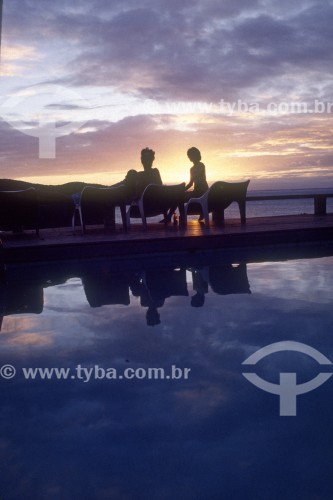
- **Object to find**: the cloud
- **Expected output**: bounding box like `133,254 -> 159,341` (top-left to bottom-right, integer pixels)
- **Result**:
38,1 -> 331,103
4,0 -> 333,103
1,0 -> 333,184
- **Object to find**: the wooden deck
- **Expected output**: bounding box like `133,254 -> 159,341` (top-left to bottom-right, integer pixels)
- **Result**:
1,213 -> 332,264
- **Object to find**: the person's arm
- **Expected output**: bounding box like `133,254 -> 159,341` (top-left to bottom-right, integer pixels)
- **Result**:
154,169 -> 163,185
185,168 -> 194,191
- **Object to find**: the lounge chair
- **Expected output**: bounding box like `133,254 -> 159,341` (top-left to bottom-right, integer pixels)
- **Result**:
82,274 -> 130,307
0,282 -> 44,316
72,185 -> 128,234
127,183 -> 186,229
0,188 -> 39,236
209,263 -> 251,294
185,180 -> 250,226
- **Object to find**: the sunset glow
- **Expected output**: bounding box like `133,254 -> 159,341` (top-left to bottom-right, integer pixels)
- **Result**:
1,1 -> 333,189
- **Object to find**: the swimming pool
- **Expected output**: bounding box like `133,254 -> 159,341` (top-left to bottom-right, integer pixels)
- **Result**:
1,245 -> 333,499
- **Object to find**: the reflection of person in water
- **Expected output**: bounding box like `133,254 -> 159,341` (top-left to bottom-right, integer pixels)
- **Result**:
190,267 -> 209,307
130,267 -> 188,326
130,272 -> 163,326
146,306 -> 161,327
189,263 -> 250,307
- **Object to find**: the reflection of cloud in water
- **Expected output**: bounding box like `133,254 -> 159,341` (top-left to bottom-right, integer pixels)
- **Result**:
248,257 -> 333,303
8,333 -> 53,347
175,386 -> 229,418
43,278 -> 87,312
0,254 -> 333,497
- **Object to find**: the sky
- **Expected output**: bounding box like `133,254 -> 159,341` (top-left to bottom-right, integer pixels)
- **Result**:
1,0 -> 333,188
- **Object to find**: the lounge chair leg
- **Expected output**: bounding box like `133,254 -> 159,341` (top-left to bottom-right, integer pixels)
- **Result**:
126,207 -> 131,228
203,206 -> 210,227
78,207 -> 85,234
239,201 -> 246,224
212,210 -> 224,226
72,211 -> 76,233
120,205 -> 127,231
105,208 -> 116,231
179,205 -> 187,227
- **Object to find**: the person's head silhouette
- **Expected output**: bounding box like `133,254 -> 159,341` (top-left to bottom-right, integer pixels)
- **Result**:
141,148 -> 155,170
146,306 -> 161,326
187,147 -> 201,163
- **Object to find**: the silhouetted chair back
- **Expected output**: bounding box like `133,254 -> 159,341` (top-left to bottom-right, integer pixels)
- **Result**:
127,183 -> 186,229
185,180 -> 250,226
0,188 -> 39,235
73,185 -> 127,233
145,268 -> 188,300
0,282 -> 43,315
209,263 -> 251,295
83,275 -> 130,307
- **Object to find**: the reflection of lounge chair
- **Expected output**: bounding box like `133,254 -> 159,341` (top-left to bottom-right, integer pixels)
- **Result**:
209,263 -> 251,295
0,282 -> 44,317
185,180 -> 250,226
130,268 -> 188,304
82,274 -> 130,307
144,268 -> 188,301
130,267 -> 188,325
72,186 -> 127,233
0,188 -> 39,235
127,183 -> 186,229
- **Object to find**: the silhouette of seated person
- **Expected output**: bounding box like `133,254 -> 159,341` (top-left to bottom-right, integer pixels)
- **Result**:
82,272 -> 130,307
72,148 -> 162,209
116,147 -> 163,202
161,146 -> 208,222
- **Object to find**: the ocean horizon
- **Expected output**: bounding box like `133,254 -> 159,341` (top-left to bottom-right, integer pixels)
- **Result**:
119,186 -> 333,223
244,186 -> 333,218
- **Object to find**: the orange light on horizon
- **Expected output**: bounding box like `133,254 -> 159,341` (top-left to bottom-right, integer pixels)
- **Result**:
16,153 -> 261,186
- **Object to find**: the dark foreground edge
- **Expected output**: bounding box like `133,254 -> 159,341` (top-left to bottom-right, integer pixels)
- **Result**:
1,214 -> 333,265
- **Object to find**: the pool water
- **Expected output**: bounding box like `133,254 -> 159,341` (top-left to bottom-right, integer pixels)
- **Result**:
1,246 -> 333,499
